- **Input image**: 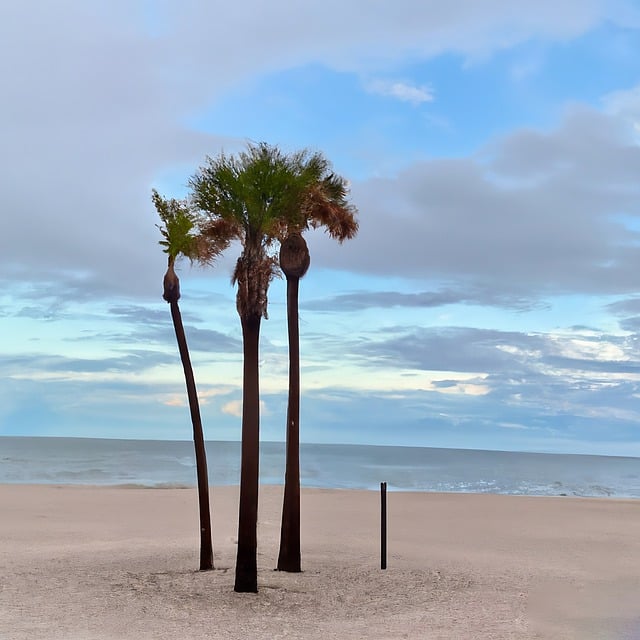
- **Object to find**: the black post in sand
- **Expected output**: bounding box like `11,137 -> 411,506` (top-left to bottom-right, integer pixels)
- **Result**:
381,481 -> 387,570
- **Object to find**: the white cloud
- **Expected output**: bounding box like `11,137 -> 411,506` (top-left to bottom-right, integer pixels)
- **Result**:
365,79 -> 434,105
309,102 -> 640,298
602,84 -> 640,115
551,337 -> 628,362
162,395 -> 185,408
154,0 -> 636,74
163,386 -> 236,408
602,84 -> 640,140
222,399 -> 268,417
221,400 -> 242,417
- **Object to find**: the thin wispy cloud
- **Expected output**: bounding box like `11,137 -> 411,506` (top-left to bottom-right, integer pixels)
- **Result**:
303,288 -> 538,312
364,79 -> 434,105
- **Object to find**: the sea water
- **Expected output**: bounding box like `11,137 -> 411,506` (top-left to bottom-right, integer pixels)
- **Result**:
1,436 -> 639,498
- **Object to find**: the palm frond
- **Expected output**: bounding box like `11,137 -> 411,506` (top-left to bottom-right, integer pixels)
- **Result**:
189,143 -> 342,240
195,217 -> 238,265
152,189 -> 200,262
186,142 -> 358,317
302,179 -> 359,242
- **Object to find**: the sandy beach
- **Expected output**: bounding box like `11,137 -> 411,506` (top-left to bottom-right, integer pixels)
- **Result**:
1,485 -> 639,639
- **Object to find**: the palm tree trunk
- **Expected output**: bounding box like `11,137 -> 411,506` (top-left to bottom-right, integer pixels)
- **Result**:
277,275 -> 302,572
169,301 -> 214,571
234,313 -> 261,593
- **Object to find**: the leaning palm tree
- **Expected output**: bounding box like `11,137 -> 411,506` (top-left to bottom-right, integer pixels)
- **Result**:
188,142 -> 353,592
152,189 -> 221,571
277,175 -> 358,573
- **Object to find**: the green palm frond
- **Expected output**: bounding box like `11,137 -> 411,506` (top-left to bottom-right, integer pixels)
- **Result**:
152,189 -> 199,262
186,142 -> 358,318
189,143 -> 344,243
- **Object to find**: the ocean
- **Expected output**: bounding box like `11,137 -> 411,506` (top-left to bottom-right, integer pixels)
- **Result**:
0,436 -> 640,498
1,436 -> 640,498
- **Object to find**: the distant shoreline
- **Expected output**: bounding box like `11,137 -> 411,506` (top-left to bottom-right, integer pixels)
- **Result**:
1,481 -> 640,502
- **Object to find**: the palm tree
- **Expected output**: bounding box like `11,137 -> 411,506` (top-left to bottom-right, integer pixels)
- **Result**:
275,232 -> 309,573
188,142 -> 354,591
152,190 -> 219,571
276,176 -> 358,573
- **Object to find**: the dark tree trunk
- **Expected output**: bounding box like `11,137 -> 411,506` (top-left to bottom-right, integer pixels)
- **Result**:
234,313 -> 262,593
277,275 -> 302,572
169,300 -> 214,571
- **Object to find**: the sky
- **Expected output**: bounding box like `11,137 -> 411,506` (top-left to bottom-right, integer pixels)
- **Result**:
2,1 -> 640,455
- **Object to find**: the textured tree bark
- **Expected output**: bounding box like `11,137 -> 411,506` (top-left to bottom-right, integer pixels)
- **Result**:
169,301 -> 214,571
277,275 -> 302,572
234,313 -> 261,593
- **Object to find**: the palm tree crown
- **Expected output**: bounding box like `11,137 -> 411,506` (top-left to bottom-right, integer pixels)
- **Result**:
153,190 -> 199,304
189,142 -> 357,313
153,190 -> 225,294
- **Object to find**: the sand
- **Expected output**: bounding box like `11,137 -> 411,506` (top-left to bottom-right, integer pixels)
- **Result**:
1,484 -> 640,640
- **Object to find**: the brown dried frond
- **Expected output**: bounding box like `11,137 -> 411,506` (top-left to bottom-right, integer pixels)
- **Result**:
194,218 -> 239,265
304,184 -> 359,242
264,217 -> 293,243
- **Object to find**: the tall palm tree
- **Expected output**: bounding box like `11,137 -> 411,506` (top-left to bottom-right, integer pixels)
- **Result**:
277,175 -> 358,573
188,142 -> 353,592
275,232 -> 309,574
152,190 -> 220,572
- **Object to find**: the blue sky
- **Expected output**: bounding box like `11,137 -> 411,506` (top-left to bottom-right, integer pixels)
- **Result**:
2,1 -> 640,455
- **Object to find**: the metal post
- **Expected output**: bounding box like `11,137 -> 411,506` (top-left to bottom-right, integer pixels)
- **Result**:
381,481 -> 387,570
